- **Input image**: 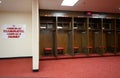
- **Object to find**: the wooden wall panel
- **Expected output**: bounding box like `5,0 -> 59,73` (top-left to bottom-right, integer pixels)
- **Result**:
89,31 -> 94,47
81,32 -> 88,48
74,31 -> 82,52
94,32 -> 101,47
57,31 -> 68,54
103,32 -> 106,48
116,33 -> 120,51
106,32 -> 115,47
40,30 -> 54,55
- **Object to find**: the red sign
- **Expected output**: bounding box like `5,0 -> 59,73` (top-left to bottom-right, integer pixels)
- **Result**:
2,24 -> 26,39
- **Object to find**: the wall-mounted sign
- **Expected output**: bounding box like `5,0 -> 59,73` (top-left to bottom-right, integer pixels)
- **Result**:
1,24 -> 26,39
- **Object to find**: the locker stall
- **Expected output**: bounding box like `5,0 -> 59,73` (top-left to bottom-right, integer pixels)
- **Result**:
74,17 -> 88,55
102,19 -> 115,54
116,19 -> 120,54
88,18 -> 102,55
39,10 -> 120,58
40,16 -> 56,56
57,17 -> 73,56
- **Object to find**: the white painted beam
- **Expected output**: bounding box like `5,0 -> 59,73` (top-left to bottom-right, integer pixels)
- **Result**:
32,0 -> 39,72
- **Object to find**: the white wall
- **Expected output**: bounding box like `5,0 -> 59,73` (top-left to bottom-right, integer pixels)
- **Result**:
0,11 -> 32,58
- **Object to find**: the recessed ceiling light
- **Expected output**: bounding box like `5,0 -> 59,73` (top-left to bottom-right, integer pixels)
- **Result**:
0,1 -> 2,3
61,0 -> 79,6
119,8 -> 120,10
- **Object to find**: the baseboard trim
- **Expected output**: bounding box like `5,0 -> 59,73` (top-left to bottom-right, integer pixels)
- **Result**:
0,56 -> 32,60
33,69 -> 39,72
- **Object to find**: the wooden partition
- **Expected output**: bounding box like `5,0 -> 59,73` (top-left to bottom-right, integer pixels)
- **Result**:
40,16 -> 56,56
102,18 -> 115,54
74,17 -> 88,55
57,17 -> 73,56
88,18 -> 102,55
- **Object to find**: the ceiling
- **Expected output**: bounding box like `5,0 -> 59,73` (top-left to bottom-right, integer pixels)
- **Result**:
39,0 -> 120,13
0,0 -> 32,12
0,0 -> 120,13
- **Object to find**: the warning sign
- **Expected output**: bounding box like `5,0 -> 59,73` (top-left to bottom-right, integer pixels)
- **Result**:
1,24 -> 26,39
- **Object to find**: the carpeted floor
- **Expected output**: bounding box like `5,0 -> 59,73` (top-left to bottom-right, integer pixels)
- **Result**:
0,56 -> 120,78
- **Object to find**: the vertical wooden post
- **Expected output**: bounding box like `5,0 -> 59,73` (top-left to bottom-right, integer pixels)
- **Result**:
72,17 -> 74,56
55,17 -> 58,57
115,18 -> 117,54
87,17 -> 89,55
101,18 -> 104,54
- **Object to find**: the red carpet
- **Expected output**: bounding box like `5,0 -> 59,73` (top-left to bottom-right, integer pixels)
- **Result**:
0,56 -> 120,78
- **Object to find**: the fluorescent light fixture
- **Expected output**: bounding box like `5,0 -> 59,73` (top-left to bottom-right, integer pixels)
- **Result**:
61,0 -> 79,6
0,1 -> 2,3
